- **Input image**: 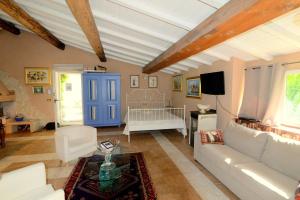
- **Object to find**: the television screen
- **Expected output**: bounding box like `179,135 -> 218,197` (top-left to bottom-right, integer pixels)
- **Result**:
200,71 -> 225,95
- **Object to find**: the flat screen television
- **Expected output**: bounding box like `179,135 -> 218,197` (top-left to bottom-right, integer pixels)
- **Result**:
200,71 -> 225,95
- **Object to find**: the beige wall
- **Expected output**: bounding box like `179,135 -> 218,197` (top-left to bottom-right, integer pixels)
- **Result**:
0,31 -> 172,124
172,51 -> 300,130
3,29 -> 299,129
172,58 -> 245,129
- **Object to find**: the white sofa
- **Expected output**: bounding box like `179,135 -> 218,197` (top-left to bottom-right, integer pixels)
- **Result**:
194,121 -> 299,200
55,125 -> 97,162
0,162 -> 64,200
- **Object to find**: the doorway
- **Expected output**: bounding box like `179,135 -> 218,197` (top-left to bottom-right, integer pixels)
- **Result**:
53,65 -> 83,127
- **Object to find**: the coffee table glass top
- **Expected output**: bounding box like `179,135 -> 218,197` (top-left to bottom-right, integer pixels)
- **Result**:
64,152 -> 156,200
95,140 -> 122,155
81,154 -> 133,193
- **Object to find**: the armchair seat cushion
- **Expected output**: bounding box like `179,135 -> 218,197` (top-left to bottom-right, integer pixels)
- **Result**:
68,138 -> 95,154
15,185 -> 54,200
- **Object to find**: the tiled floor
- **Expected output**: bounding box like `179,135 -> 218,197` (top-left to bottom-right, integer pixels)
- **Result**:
0,128 -> 239,200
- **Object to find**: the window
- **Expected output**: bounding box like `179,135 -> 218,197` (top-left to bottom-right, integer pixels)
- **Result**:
281,71 -> 300,128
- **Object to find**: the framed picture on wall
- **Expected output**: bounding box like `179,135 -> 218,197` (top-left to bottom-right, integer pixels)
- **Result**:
25,67 -> 51,85
172,75 -> 182,91
186,77 -> 201,98
130,75 -> 139,88
32,86 -> 44,94
148,76 -> 158,88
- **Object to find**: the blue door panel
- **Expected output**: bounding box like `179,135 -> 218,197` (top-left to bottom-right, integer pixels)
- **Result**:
82,73 -> 121,127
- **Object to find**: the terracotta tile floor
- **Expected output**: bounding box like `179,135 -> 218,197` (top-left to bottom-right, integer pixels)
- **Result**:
0,128 -> 239,200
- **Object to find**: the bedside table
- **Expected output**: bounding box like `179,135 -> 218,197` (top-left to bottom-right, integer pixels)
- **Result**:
189,110 -> 217,147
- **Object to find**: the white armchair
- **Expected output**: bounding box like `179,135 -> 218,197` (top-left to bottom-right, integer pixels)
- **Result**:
55,125 -> 97,162
0,162 -> 64,200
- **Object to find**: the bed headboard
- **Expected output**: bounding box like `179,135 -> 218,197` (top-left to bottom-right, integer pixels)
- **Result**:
126,89 -> 165,108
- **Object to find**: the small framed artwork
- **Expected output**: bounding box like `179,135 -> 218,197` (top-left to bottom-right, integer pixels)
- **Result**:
25,67 -> 51,85
186,77 -> 201,98
148,76 -> 158,88
32,86 -> 44,94
130,75 -> 139,88
173,75 -> 182,91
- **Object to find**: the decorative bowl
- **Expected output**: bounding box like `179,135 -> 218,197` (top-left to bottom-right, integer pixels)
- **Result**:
15,116 -> 24,121
197,104 -> 210,114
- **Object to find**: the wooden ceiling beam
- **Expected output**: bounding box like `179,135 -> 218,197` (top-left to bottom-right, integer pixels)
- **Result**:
0,0 -> 65,50
66,0 -> 106,62
143,0 -> 300,74
0,17 -> 20,35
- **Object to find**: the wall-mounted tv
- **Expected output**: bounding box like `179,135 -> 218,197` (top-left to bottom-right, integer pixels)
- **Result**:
200,71 -> 225,95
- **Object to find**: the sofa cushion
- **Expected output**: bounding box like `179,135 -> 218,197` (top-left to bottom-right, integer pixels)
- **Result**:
199,144 -> 256,172
223,121 -> 268,160
15,184 -> 54,200
231,162 -> 297,200
261,133 -> 300,180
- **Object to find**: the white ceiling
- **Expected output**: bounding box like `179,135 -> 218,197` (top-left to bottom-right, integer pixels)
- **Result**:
1,0 -> 300,74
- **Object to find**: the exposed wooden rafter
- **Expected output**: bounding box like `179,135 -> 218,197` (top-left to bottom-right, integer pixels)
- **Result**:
66,0 -> 106,62
143,0 -> 300,74
0,0 -> 65,50
3,1 -> 214,66
0,17 -> 20,35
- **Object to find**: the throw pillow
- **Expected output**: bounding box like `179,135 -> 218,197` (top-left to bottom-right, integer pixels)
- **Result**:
295,182 -> 300,200
200,129 -> 224,144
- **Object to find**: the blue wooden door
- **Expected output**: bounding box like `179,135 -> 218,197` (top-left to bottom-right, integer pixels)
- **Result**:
101,75 -> 121,126
83,74 -> 102,126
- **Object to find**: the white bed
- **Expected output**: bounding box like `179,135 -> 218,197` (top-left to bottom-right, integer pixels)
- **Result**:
123,89 -> 187,142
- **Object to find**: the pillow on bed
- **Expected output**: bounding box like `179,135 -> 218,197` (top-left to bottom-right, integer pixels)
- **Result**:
200,129 -> 224,144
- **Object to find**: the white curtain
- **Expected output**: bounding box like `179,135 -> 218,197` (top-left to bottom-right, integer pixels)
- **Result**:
262,63 -> 287,126
257,66 -> 273,119
239,66 -> 272,120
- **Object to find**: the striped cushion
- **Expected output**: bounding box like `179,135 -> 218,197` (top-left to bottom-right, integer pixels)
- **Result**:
296,182 -> 300,200
200,129 -> 224,144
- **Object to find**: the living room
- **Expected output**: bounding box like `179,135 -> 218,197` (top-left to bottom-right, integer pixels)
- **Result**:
0,0 -> 300,200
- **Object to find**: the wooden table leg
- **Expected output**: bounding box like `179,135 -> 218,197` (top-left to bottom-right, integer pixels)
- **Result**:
0,125 -> 5,148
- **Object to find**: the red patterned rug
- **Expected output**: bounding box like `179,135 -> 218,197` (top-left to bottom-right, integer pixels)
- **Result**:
64,153 -> 156,200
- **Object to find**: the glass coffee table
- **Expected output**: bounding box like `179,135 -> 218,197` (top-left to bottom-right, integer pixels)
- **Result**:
64,152 -> 156,200
85,153 -> 131,193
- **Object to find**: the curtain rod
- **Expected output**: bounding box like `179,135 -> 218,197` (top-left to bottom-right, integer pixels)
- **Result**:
282,61 -> 300,66
244,65 -> 273,70
244,61 -> 300,70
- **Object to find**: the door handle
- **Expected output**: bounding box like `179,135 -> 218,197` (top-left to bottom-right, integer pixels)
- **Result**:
54,99 -> 60,103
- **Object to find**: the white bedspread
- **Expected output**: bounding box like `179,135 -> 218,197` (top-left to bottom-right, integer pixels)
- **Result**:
123,109 -> 187,137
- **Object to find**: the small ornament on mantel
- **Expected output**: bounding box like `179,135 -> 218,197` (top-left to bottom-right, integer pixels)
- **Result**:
84,65 -> 107,73
94,65 -> 107,72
